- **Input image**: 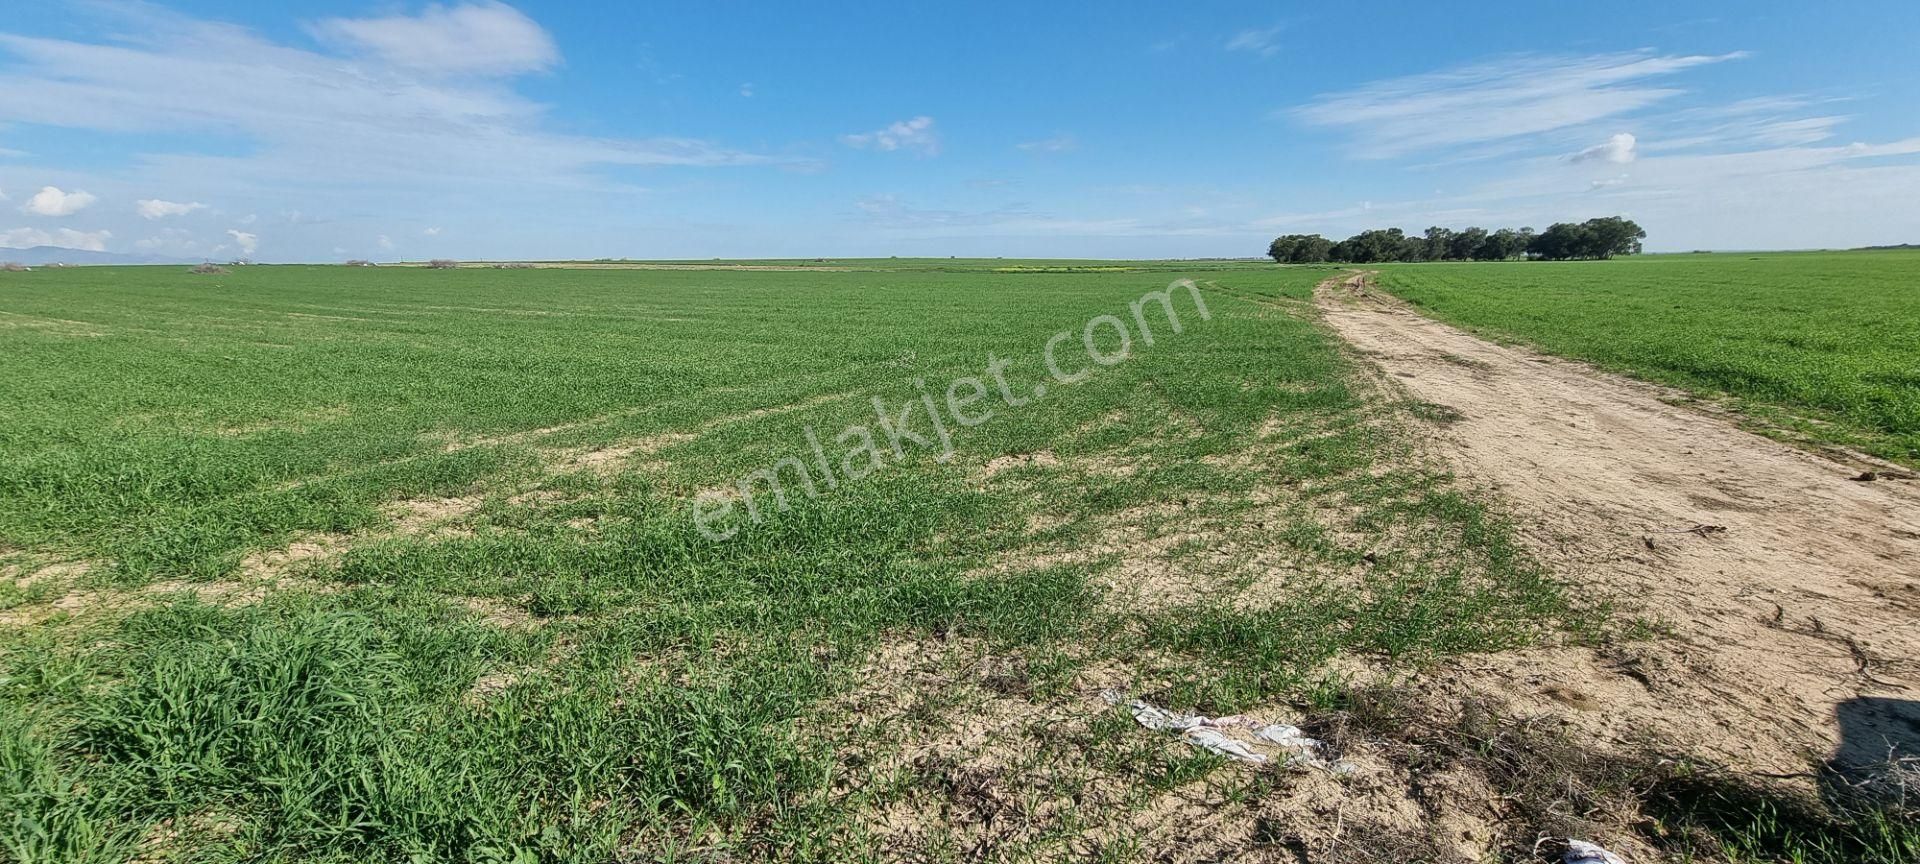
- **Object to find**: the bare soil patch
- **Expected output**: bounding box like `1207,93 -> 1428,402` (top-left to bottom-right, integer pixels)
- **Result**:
982,450 -> 1061,477
1316,271 -> 1920,780
534,389 -> 860,474
824,635 -> 1457,862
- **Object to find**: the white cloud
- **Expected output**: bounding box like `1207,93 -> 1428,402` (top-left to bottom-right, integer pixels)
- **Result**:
226,229 -> 258,255
0,4 -> 783,215
854,194 -> 1038,229
1748,116 -> 1847,147
136,228 -> 196,251
739,83 -> 754,98
1293,133 -> 1920,251
849,195 -> 1208,240
1639,102 -> 1852,154
22,185 -> 96,216
423,226 -> 441,236
309,1 -> 559,77
377,234 -> 395,250
1225,26 -> 1283,58
1017,134 -> 1078,153
1294,51 -> 1748,158
1276,54 -> 1920,249
136,198 -> 205,219
841,116 -> 940,156
1,226 -> 112,251
1571,132 -> 1637,164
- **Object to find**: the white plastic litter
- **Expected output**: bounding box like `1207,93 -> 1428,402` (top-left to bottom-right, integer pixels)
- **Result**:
1562,839 -> 1627,864
1254,723 -> 1318,748
1100,690 -> 1357,773
1185,726 -> 1269,763
1119,697 -> 1205,732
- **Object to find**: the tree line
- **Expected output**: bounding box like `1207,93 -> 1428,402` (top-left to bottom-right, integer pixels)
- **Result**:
1268,216 -> 1646,264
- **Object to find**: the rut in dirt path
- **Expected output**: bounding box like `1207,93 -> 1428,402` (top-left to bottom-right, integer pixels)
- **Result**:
1314,271 -> 1920,781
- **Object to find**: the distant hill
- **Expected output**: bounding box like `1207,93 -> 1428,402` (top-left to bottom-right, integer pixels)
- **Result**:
1854,243 -> 1920,251
0,246 -> 198,266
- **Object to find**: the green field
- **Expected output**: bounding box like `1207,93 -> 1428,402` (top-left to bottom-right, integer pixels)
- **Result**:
0,261 -> 1580,862
1371,250 -> 1920,468
1,259 -> 1910,862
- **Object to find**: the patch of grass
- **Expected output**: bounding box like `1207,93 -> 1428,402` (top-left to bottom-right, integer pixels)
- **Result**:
1406,400 -> 1466,424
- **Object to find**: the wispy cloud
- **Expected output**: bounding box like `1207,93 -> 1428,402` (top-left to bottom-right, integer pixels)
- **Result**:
1283,134 -> 1920,250
1294,50 -> 1748,158
1,226 -> 111,251
136,198 -> 204,219
225,229 -> 258,255
135,227 -> 195,252
0,3 -> 784,216
840,117 -> 940,156
853,194 -> 1247,241
855,194 -> 1029,228
1641,103 -> 1852,153
1017,134 -> 1078,153
1570,132 -> 1637,164
308,1 -> 559,77
1225,26 -> 1283,58
1746,116 -> 1847,146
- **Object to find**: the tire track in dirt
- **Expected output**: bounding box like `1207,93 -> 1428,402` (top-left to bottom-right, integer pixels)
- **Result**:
1316,271 -> 1920,780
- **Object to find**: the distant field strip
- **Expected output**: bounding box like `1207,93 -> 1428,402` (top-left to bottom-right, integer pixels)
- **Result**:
1371,251 -> 1920,467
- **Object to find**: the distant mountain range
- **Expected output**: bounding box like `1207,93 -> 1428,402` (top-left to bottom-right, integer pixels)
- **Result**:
0,246 -> 199,266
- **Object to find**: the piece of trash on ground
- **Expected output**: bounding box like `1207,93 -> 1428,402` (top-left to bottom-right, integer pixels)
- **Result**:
1561,838 -> 1627,864
1185,727 -> 1268,763
1100,690 -> 1356,774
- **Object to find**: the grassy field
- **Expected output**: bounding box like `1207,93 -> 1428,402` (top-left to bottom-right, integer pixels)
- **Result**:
1370,250 -> 1920,468
0,261 -> 1584,862
0,260 -> 1909,862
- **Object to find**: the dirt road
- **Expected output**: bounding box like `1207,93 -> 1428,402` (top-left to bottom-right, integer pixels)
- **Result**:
1316,272 -> 1920,780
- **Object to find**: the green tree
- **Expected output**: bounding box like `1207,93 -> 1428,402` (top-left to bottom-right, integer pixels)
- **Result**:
1333,228 -> 1407,263
1474,228 -> 1518,260
1579,216 -> 1646,259
1268,234 -> 1333,263
1450,227 -> 1488,261
1289,235 -> 1334,263
1288,219 -> 1638,263
1528,223 -> 1591,260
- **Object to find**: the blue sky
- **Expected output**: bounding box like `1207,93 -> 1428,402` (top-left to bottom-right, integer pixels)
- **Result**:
3,0 -> 1918,261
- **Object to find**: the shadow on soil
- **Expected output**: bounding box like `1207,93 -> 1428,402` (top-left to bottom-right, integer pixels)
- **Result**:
1311,689 -> 1919,863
